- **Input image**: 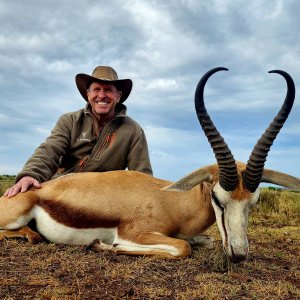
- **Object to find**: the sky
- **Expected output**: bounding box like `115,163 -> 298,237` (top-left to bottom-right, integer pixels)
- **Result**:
0,0 -> 299,183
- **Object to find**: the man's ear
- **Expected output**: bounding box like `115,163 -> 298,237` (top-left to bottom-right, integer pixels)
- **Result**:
86,90 -> 92,103
118,91 -> 122,102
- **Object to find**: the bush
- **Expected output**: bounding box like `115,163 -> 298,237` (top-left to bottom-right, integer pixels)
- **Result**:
257,189 -> 281,213
252,188 -> 300,226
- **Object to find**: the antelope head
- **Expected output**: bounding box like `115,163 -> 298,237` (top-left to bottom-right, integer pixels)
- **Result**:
166,67 -> 297,263
199,67 -> 296,262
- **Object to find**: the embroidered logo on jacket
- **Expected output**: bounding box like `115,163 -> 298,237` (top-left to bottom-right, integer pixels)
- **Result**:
77,131 -> 91,142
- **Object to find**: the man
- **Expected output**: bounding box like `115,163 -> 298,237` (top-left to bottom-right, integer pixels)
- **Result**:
5,66 -> 152,198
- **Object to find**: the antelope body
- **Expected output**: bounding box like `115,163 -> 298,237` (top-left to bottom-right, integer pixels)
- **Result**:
0,170 -> 216,258
1,68 -> 299,263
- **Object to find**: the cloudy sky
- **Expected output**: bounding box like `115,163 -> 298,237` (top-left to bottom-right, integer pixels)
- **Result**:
0,0 -> 299,183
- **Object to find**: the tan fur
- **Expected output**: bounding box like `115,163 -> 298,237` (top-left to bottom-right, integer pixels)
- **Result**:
0,226 -> 43,244
0,170 -> 215,258
0,191 -> 39,228
1,163 -> 299,259
91,235 -> 191,259
231,162 -> 251,200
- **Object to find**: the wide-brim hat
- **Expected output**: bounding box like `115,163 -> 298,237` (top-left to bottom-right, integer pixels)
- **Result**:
75,66 -> 132,103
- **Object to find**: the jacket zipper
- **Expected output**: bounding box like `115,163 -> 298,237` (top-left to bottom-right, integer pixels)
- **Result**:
74,107 -> 125,173
78,155 -> 90,172
80,118 -> 118,171
95,129 -> 113,158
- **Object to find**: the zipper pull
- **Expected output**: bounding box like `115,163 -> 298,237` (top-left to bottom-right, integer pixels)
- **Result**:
78,155 -> 89,171
106,133 -> 112,143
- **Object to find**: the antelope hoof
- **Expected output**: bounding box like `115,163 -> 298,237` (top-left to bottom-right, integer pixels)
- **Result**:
27,232 -> 44,244
86,239 -> 101,251
188,235 -> 214,249
0,228 -> 44,244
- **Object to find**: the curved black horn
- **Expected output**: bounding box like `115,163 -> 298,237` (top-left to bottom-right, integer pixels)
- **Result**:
244,70 -> 296,192
195,67 -> 238,191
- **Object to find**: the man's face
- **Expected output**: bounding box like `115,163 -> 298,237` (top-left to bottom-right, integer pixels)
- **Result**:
87,82 -> 122,120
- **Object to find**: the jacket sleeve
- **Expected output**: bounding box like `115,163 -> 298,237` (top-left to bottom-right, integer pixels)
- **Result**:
15,114 -> 72,183
127,128 -> 153,175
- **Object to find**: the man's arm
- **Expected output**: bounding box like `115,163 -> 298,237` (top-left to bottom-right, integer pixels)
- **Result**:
5,114 -> 72,197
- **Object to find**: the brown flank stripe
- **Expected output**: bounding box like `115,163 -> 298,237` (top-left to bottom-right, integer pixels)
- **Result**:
38,200 -> 120,229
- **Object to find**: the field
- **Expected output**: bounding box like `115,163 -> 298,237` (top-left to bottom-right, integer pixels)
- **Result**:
0,179 -> 299,299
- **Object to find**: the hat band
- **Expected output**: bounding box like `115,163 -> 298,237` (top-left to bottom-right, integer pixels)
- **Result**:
95,77 -> 117,81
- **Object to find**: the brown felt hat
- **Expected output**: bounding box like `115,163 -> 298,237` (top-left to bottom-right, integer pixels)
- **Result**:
75,66 -> 132,103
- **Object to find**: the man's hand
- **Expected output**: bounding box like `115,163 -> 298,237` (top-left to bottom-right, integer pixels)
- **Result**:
4,176 -> 42,198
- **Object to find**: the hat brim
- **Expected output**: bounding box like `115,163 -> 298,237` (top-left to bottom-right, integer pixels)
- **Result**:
75,73 -> 132,103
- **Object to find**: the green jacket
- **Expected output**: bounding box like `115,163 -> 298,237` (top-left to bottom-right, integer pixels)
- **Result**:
16,103 -> 152,182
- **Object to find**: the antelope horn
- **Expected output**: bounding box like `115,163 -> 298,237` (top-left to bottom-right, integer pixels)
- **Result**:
195,67 -> 238,191
244,70 -> 296,192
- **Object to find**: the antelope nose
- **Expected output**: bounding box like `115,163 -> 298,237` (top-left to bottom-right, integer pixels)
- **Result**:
230,253 -> 247,263
229,245 -> 248,263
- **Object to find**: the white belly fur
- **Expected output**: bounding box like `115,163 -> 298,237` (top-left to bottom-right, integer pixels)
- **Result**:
33,206 -> 118,245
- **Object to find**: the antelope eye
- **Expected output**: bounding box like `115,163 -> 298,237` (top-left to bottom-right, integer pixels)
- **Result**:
212,193 -> 224,211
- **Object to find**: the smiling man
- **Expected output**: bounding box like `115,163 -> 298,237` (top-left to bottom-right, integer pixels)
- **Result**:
87,81 -> 120,123
5,66 -> 152,198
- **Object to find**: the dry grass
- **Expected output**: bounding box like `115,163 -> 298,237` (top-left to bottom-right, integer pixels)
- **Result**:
0,185 -> 299,299
0,178 -> 15,196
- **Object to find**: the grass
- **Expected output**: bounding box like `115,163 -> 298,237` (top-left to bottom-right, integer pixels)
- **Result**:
0,180 -> 299,299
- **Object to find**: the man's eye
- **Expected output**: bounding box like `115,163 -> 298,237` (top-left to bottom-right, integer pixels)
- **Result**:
212,194 -> 224,211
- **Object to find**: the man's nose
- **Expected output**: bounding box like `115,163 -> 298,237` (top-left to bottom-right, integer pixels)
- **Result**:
96,89 -> 106,97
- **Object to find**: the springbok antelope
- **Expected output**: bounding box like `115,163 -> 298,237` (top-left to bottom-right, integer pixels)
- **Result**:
1,68 -> 299,263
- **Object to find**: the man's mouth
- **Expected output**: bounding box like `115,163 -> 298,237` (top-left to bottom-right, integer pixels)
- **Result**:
95,100 -> 109,105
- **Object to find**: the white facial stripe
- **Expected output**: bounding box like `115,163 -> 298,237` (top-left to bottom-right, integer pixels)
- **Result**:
211,200 -> 227,245
213,182 -> 231,203
212,182 -> 260,259
226,200 -> 249,251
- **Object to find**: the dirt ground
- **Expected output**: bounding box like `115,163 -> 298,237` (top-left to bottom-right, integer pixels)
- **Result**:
0,217 -> 299,300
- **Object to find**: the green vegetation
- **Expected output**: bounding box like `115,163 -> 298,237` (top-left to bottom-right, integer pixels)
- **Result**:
0,175 -> 15,196
0,175 -> 16,180
252,188 -> 300,227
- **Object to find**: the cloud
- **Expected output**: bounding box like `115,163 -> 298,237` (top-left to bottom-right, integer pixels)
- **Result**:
0,0 -> 299,182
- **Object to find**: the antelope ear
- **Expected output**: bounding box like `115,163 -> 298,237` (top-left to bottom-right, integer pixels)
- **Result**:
162,165 -> 215,192
262,169 -> 300,190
